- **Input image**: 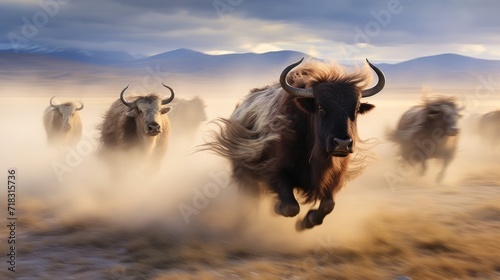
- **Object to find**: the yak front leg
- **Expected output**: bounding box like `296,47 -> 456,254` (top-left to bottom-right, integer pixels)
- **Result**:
436,156 -> 452,183
273,176 -> 300,218
297,196 -> 335,231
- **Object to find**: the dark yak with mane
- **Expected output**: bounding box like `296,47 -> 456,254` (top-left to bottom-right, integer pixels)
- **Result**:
206,58 -> 385,230
387,95 -> 463,182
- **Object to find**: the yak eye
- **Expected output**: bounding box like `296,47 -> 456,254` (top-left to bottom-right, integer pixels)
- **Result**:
318,106 -> 326,116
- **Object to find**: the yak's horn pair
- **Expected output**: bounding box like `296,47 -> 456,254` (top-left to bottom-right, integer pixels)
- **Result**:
50,96 -> 84,110
120,83 -> 175,107
280,58 -> 385,98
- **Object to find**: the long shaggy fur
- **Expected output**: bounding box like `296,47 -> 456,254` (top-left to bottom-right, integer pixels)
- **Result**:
205,60 -> 375,202
208,84 -> 288,173
286,59 -> 373,90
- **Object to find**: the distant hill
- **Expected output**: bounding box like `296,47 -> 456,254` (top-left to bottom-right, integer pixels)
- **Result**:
381,53 -> 500,72
378,53 -> 500,88
0,47 -> 308,87
0,46 -> 141,65
121,48 -> 307,76
1,47 -> 500,92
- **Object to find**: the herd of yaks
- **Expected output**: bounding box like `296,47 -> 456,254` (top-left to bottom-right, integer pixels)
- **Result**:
42,58 -> 500,230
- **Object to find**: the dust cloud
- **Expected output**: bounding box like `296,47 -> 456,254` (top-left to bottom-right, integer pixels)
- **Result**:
1,83 -> 500,279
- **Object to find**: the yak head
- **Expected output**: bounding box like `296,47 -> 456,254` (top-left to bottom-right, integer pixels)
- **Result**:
49,96 -> 84,132
280,58 -> 385,157
120,83 -> 174,136
426,99 -> 462,136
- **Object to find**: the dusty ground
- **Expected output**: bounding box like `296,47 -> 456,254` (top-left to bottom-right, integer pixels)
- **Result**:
1,86 -> 500,280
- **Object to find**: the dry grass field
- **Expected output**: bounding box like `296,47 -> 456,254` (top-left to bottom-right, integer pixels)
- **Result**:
1,84 -> 499,280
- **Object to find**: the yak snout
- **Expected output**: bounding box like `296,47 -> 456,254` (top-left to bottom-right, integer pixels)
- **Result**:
147,121 -> 161,135
327,137 -> 353,157
63,123 -> 72,132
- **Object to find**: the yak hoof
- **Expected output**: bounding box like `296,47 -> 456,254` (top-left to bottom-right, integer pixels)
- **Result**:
295,220 -> 306,232
302,210 -> 322,229
274,201 -> 300,217
295,215 -> 317,231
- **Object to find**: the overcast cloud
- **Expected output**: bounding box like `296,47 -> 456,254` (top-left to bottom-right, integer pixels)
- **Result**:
1,0 -> 500,62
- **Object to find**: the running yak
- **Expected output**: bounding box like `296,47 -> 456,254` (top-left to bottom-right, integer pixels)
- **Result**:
387,96 -> 463,183
98,83 -> 175,173
43,96 -> 84,147
207,58 -> 385,230
169,96 -> 207,141
477,110 -> 500,149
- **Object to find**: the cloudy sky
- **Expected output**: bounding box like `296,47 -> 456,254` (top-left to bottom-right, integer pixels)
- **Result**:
1,0 -> 499,62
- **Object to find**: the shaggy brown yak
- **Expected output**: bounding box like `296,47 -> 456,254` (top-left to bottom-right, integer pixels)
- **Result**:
387,96 -> 463,182
98,83 -> 174,173
43,96 -> 83,147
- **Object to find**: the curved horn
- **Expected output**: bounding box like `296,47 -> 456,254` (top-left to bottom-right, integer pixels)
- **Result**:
75,101 -> 84,111
361,59 -> 385,98
49,96 -> 57,108
161,82 -> 175,105
120,85 -> 134,107
279,58 -> 314,98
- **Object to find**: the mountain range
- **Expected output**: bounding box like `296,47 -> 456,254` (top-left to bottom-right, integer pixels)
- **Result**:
1,46 -> 500,91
